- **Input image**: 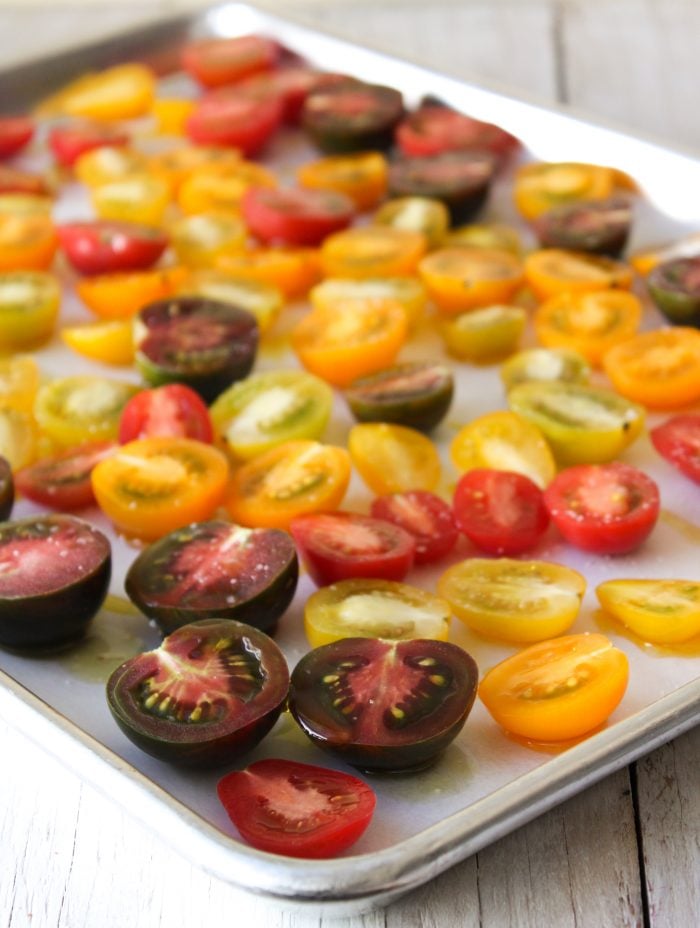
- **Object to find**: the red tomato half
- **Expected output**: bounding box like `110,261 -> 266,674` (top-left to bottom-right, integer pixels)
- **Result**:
118,384 -> 213,444
650,414 -> 700,484
181,35 -> 279,88
236,67 -> 341,124
544,462 -> 660,555
453,469 -> 549,556
186,89 -> 283,155
0,117 -> 34,160
370,490 -> 458,563
217,758 -> 376,858
396,105 -> 519,159
290,511 -> 415,585
242,186 -> 354,246
0,165 -> 49,196
48,123 -> 129,168
15,441 -> 116,511
58,221 -> 168,276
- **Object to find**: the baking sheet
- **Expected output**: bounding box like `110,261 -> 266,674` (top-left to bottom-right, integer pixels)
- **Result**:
0,2 -> 699,914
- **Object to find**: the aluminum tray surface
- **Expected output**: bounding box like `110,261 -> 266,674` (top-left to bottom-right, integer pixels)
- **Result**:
0,3 -> 699,915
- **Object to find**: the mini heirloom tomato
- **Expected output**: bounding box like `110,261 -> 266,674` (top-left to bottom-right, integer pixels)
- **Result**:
118,384 -> 213,444
348,422 -> 441,495
650,414 -> 700,482
370,490 -> 458,563
596,579 -> 700,645
58,221 -> 169,276
344,362 -> 454,432
15,441 -> 116,511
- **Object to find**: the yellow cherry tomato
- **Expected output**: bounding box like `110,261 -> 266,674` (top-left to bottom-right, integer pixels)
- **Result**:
451,411 -> 556,489
177,161 -> 275,214
439,305 -> 526,363
310,276 -> 427,330
216,248 -> 321,299
177,270 -> 283,334
0,270 -> 60,349
0,408 -> 37,470
298,152 -> 388,210
321,227 -> 427,279
74,146 -> 148,188
419,246 -> 524,314
348,422 -> 441,494
596,579 -> 700,645
147,145 -> 241,195
438,558 -> 586,643
374,196 -> 449,247
92,176 -> 170,227
513,162 -> 615,220
37,63 -> 156,121
292,301 -> 407,387
61,320 -> 134,366
170,212 -> 247,267
524,248 -> 633,301
34,375 -> 138,447
151,98 -> 196,135
446,222 -> 522,255
500,347 -> 592,392
0,355 -> 40,414
0,194 -> 53,217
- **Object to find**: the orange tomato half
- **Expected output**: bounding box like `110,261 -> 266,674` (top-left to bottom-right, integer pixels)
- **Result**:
76,266 -> 188,320
418,246 -> 524,314
321,227 -> 426,279
525,249 -> 633,301
298,152 -> 388,211
0,214 -> 58,271
603,328 -> 700,409
513,162 -> 614,220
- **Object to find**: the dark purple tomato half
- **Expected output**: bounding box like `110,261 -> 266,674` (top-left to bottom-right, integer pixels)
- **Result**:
125,520 -> 298,635
532,197 -> 632,257
0,514 -> 110,649
388,152 -> 495,223
289,637 -> 479,772
647,256 -> 700,327
344,361 -> 454,432
0,455 -> 14,521
106,618 -> 289,767
134,297 -> 259,402
302,81 -> 404,153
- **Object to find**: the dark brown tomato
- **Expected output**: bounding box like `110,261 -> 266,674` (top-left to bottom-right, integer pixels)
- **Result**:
288,637 -> 479,772
302,82 -> 404,153
0,514 -> 110,649
106,619 -> 289,767
125,520 -> 298,635
388,152 -> 495,223
533,197 -> 632,257
344,361 -> 454,432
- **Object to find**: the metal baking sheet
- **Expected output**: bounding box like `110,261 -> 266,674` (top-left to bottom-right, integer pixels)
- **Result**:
0,3 -> 699,915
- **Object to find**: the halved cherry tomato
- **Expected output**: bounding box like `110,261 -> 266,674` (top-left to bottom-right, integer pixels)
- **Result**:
544,462 -> 660,555
479,633 -> 629,742
396,105 -> 518,159
650,414 -> 700,482
603,328 -> 700,409
92,176 -> 170,227
61,319 -> 134,366
216,247 -> 320,299
0,194 -> 52,217
0,214 -> 58,271
374,196 -> 449,247
181,35 -> 279,88
0,409 -> 37,470
304,578 -> 452,647
151,98 -> 196,135
646,256 -> 700,326
58,221 -> 168,276
0,117 -> 34,160
34,376 -> 138,447
118,384 -> 213,444
371,490 -> 458,563
0,165 -> 49,197
630,234 -> 700,277
177,162 -> 276,215
177,270 -> 283,335
218,759 -> 376,859
533,197 -> 631,257
321,227 -> 426,279
74,145 -> 147,188
37,63 -> 155,121
419,246 -> 524,314
344,362 -> 454,432
453,469 -> 549,556
225,440 -> 351,530
298,152 -> 388,210
524,248 -> 633,300
439,305 -> 526,362
235,66 -> 340,124
438,558 -> 585,643
513,162 -> 615,220
92,437 -> 229,541
186,90 -> 283,155
292,301 -> 407,387
0,355 -> 40,413
147,146 -> 241,196
348,422 -> 441,494
15,441 -> 116,511
388,152 -> 495,224
311,276 -> 427,330
446,222 -> 522,254
596,579 -> 700,645
302,81 -> 404,153
290,511 -> 415,585
500,347 -> 591,392
534,290 -> 641,367
242,186 -> 354,246
47,122 -> 129,168
451,411 -> 556,489
76,266 -> 187,320
170,212 -> 246,267
0,271 -> 60,349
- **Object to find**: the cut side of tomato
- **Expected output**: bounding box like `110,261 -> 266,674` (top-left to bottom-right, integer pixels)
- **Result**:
0,271 -> 60,349
170,212 -> 247,268
302,81 -> 404,153
533,197 -> 631,257
298,151 -> 388,211
344,362 -> 453,432
118,384 -> 213,444
186,90 -> 283,156
0,214 -> 58,272
396,104 -> 518,159
419,246 -> 524,314
321,226 -> 426,280
242,186 -> 354,246
500,347 -> 591,392
58,221 -> 167,276
596,579 -> 700,645
388,152 -> 495,224
290,511 -> 415,585
47,122 -> 129,168
218,759 -> 376,858
370,490 -> 458,564
0,116 -> 34,160
348,422 -> 441,495
647,255 -> 700,326
76,266 -> 187,320
61,319 -> 134,366
514,162 -> 615,220
34,375 -> 137,447
15,441 -> 116,511
544,462 -> 660,555
181,35 -> 280,88
650,414 -> 700,483
524,248 -> 633,301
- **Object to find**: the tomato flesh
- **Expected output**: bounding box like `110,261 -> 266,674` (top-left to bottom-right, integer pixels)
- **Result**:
370,490 -> 458,563
650,414 -> 700,483
15,441 -> 115,511
118,384 -> 213,444
218,759 -> 376,858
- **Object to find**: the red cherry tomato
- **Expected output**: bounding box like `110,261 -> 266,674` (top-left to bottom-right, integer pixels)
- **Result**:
370,490 -> 458,563
181,35 -> 279,88
58,221 -> 168,276
15,441 -> 116,511
0,116 -> 34,160
396,105 -> 518,159
236,67 -> 341,124
0,165 -> 49,196
453,469 -> 550,556
544,462 -> 660,555
185,89 -> 283,155
650,414 -> 700,484
242,185 -> 354,246
48,122 -> 129,168
217,758 -> 376,858
118,384 -> 213,444
290,511 -> 415,585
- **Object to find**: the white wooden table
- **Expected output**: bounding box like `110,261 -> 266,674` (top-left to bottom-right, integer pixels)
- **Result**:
1,3 -> 699,926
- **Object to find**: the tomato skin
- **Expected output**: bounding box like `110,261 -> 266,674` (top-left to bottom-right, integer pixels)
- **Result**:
186,91 -> 283,156
544,462 -> 660,555
118,385 -> 212,444
0,117 -> 34,160
48,123 -> 129,168
370,491 -> 458,564
650,414 -> 700,483
453,469 -> 549,556
15,441 -> 116,511
479,633 -> 629,743
181,35 -> 279,88
241,186 -> 354,246
218,759 -> 376,859
58,221 -> 168,276
290,511 -> 416,585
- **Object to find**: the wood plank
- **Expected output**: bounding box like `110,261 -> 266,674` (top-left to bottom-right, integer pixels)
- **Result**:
635,725 -> 700,928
